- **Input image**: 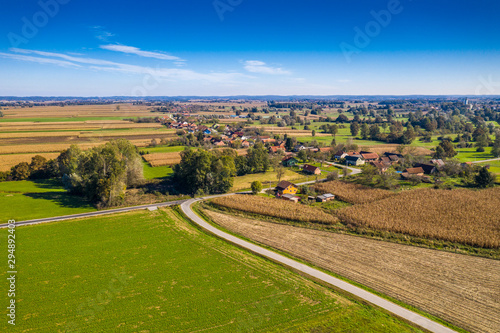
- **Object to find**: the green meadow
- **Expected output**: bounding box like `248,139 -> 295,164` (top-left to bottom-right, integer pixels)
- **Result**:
0,208 -> 422,333
142,161 -> 174,179
0,179 -> 96,221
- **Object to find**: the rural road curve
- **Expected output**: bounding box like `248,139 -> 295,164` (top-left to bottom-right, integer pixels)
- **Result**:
1,164 -> 457,331
180,198 -> 457,333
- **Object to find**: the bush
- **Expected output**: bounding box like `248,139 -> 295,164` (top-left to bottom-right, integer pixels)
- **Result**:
326,171 -> 339,181
251,181 -> 262,194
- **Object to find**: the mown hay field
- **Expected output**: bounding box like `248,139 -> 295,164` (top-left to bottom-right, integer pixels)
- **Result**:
0,122 -> 163,132
210,195 -> 338,224
337,188 -> 500,248
0,129 -> 174,139
0,139 -> 153,155
203,209 -> 500,333
315,180 -> 395,204
0,153 -> 60,172
142,152 -> 182,166
0,103 -> 154,119
142,149 -> 247,167
0,208 -> 420,332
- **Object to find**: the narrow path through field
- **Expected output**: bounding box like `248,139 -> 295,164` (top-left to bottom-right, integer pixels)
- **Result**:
180,198 -> 457,333
471,157 -> 500,164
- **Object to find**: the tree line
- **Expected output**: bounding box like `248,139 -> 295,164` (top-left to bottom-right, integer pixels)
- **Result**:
1,139 -> 144,208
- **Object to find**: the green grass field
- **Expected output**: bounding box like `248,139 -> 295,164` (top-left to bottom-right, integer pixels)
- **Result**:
139,145 -> 186,154
231,169 -> 305,191
0,208 -> 422,332
455,147 -> 494,162
142,161 -> 174,179
478,160 -> 500,175
0,179 -> 96,221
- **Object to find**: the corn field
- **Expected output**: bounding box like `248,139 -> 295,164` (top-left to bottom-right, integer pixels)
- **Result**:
315,181 -> 394,204
210,195 -> 338,224
336,188 -> 500,248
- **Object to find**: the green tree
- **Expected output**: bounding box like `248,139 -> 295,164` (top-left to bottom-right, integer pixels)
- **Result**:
311,129 -> 316,137
350,122 -> 360,137
29,155 -> 48,179
61,140 -> 144,207
434,140 -> 457,159
11,162 -> 30,180
474,166 -> 496,188
342,167 -> 351,178
174,148 -> 236,195
326,171 -> 339,181
246,142 -> 270,173
360,123 -> 369,140
369,124 -> 380,140
329,124 -> 339,138
475,133 -> 489,152
275,165 -> 285,182
29,155 -> 47,172
297,149 -> 308,162
57,145 -> 83,176
251,181 -> 262,194
401,125 -> 416,144
492,135 -> 500,158
433,145 -> 446,159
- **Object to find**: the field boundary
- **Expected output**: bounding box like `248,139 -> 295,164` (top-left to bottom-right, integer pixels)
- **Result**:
180,198 -> 458,333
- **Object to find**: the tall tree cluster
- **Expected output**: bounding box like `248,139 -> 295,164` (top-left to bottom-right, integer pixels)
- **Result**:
173,148 -> 236,195
60,139 -> 144,207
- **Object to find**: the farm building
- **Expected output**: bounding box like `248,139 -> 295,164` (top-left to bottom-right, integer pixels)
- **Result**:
360,151 -> 379,162
281,194 -> 300,203
282,156 -> 298,167
416,163 -> 438,174
316,193 -> 335,202
404,167 -> 425,176
369,161 -> 389,173
303,164 -> 321,175
276,180 -> 298,195
345,155 -> 365,166
334,151 -> 348,160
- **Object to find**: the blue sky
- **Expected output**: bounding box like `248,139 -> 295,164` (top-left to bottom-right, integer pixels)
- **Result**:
1,0 -> 499,96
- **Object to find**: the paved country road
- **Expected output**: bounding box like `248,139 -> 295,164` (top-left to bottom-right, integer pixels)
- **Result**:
0,199 -> 188,228
0,165 -> 457,331
180,197 -> 457,333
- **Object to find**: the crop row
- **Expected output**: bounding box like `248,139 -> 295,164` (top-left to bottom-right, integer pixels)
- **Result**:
336,188 -> 500,248
315,180 -> 394,204
210,195 -> 338,224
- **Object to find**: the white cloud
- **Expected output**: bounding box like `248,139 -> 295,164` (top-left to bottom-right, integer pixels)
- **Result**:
243,60 -> 290,75
0,52 -> 81,68
11,48 -> 119,66
7,48 -> 243,83
100,44 -> 184,62
91,26 -> 115,42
